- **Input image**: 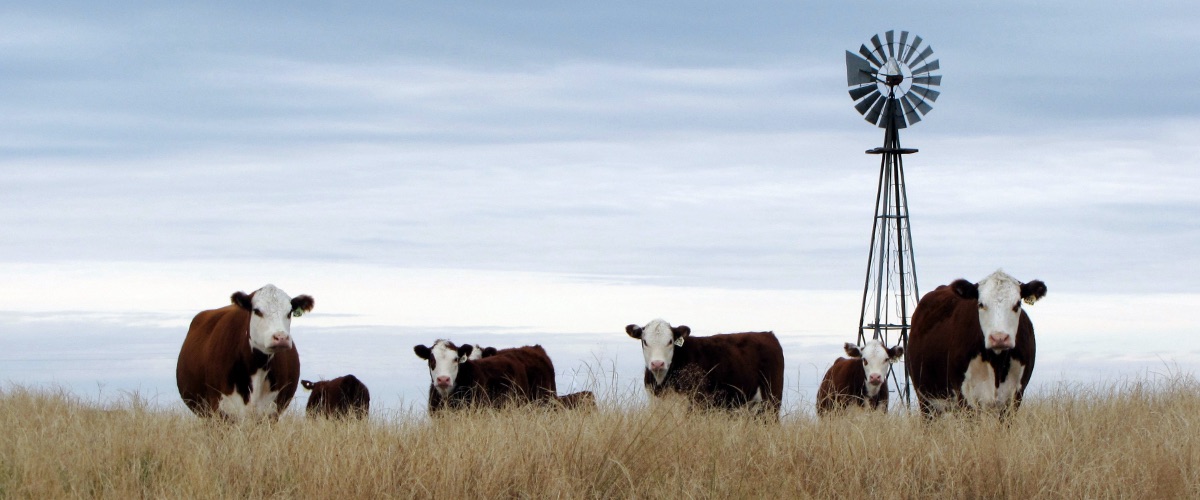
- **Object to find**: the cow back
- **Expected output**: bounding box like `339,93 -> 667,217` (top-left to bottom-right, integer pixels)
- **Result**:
306,375 -> 370,419
651,331 -> 784,412
454,345 -> 557,408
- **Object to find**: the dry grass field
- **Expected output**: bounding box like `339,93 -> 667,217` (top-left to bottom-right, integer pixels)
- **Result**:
2,376 -> 1198,499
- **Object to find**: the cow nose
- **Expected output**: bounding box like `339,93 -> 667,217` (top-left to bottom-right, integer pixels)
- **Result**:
989,333 -> 1012,348
269,332 -> 292,348
869,374 -> 883,385
650,360 -> 665,371
435,376 -> 451,386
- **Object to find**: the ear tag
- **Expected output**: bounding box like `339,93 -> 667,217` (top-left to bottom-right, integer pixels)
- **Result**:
1022,297 -> 1036,306
292,310 -> 304,318
673,337 -> 685,347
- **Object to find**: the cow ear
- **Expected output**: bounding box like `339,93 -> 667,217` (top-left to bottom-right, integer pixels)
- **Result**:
301,380 -> 314,391
456,344 -> 474,360
413,345 -> 432,360
843,342 -> 862,358
950,279 -> 979,300
481,347 -> 498,358
888,345 -> 905,361
231,291 -> 253,310
291,295 -> 315,317
625,324 -> 643,339
1020,280 -> 1047,305
672,325 -> 691,339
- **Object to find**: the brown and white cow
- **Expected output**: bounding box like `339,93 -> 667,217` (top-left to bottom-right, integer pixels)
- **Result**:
301,375 -> 370,419
907,270 -> 1047,417
176,284 -> 314,420
413,340 -> 557,411
816,340 -> 904,416
625,319 -> 784,418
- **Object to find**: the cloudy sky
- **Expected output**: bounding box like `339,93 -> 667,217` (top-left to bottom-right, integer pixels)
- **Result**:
2,2 -> 1198,414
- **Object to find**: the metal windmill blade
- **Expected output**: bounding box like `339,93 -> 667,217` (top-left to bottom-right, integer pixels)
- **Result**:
846,30 -> 942,128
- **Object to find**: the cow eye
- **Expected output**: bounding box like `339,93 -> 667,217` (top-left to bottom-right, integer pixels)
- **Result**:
253,308 -> 264,317
1012,302 -> 1020,312
641,339 -> 647,347
862,359 -> 868,365
978,304 -> 986,311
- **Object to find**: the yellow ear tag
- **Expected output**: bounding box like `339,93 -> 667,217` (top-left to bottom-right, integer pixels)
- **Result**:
673,337 -> 685,347
292,310 -> 304,318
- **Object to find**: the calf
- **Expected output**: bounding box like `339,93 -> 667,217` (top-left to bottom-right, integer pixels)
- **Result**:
176,284 -> 314,420
413,340 -> 557,411
557,390 -> 597,410
301,375 -> 370,419
625,319 -> 784,418
907,270 -> 1047,417
816,340 -> 904,416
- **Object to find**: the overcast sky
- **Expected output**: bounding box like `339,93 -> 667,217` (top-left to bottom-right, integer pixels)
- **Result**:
2,2 -> 1199,413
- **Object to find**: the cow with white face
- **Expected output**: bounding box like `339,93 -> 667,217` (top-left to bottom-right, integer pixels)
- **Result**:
625,319 -> 785,418
413,340 -> 556,412
907,270 -> 1047,417
176,284 -> 315,420
816,339 -> 904,415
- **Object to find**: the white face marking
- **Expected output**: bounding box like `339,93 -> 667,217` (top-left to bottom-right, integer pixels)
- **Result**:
428,340 -> 461,397
855,340 -> 899,398
466,345 -> 485,361
216,369 -> 281,420
976,271 -> 1024,352
247,284 -> 295,354
638,319 -> 677,385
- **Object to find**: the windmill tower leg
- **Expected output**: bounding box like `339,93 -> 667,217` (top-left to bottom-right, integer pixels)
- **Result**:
856,95 -> 921,409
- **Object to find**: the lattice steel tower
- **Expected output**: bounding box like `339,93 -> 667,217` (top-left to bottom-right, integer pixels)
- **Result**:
845,30 -> 941,407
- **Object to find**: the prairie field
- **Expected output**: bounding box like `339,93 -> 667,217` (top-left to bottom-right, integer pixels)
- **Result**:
2,377 -> 1198,499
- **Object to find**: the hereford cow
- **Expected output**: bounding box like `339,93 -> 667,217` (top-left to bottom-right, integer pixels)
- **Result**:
557,390 -> 597,410
301,375 -> 370,419
413,340 -> 557,411
625,319 -> 784,418
176,284 -> 314,420
907,270 -> 1047,417
816,340 -> 904,416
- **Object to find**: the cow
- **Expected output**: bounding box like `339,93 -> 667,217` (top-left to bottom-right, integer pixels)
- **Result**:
625,319 -> 784,419
176,284 -> 314,420
300,375 -> 370,419
907,270 -> 1047,417
816,340 -> 904,416
556,390 -> 597,410
413,340 -> 557,411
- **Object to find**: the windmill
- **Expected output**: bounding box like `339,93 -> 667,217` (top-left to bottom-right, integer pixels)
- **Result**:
845,30 -> 941,408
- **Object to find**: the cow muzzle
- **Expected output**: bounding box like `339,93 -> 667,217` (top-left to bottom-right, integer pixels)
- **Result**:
868,373 -> 884,386
268,332 -> 293,350
987,332 -> 1014,351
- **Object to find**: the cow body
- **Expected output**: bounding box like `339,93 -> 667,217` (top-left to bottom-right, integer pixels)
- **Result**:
816,340 -> 903,416
176,285 -> 314,420
557,391 -> 597,410
301,375 -> 370,419
907,271 -> 1046,417
415,340 -> 558,412
625,320 -> 784,418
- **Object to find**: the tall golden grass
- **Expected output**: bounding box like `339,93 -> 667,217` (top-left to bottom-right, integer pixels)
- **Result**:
2,376 -> 1198,498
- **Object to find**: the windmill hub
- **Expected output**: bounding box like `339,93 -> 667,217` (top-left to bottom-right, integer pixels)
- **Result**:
846,30 -> 941,129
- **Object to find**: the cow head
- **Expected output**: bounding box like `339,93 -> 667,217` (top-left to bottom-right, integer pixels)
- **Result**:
414,339 -> 475,397
625,319 -> 690,386
465,345 -> 498,362
231,284 -> 314,355
951,270 -> 1047,352
844,340 -> 904,397
301,380 -> 316,391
